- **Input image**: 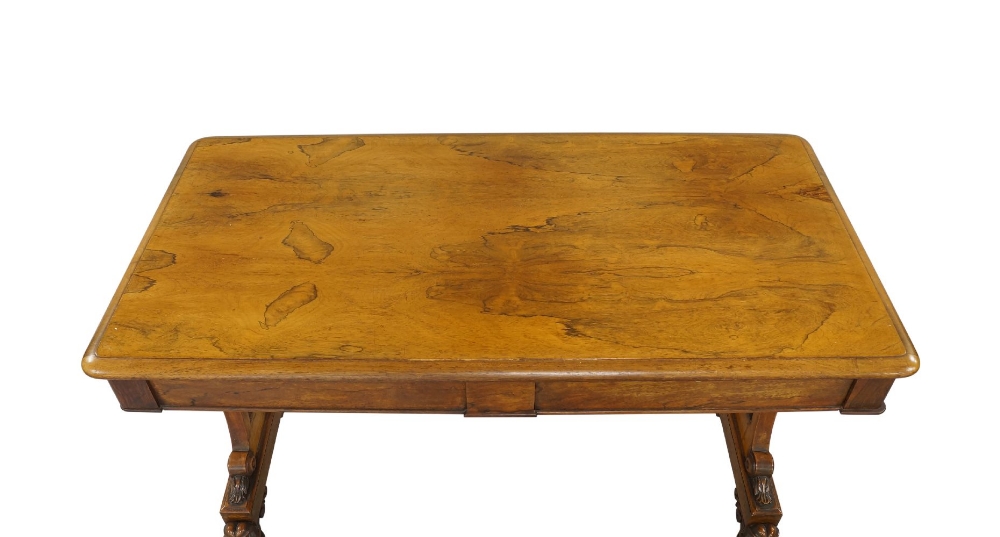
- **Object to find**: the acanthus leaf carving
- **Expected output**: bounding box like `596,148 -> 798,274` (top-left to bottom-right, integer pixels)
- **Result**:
227,474 -> 250,505
752,475 -> 774,506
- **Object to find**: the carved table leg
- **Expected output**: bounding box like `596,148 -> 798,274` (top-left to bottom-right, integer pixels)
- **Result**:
720,413 -> 781,537
221,412 -> 282,537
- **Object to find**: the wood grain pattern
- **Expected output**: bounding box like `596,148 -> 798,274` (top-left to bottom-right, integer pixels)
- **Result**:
536,380 -> 852,413
225,411 -> 252,451
82,134 -> 918,537
150,380 -> 468,411
465,381 -> 536,416
220,411 -> 281,534
840,378 -> 895,414
107,380 -> 160,411
721,412 -> 781,535
82,134 -> 917,382
146,378 -> 853,413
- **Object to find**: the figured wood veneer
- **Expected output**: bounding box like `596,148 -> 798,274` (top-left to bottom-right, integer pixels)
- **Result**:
83,134 -> 916,384
84,134 -> 919,536
147,378 -> 854,413
108,380 -> 160,411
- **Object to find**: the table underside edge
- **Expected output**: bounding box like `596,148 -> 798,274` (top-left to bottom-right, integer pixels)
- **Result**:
105,377 -> 895,415
84,352 -> 919,382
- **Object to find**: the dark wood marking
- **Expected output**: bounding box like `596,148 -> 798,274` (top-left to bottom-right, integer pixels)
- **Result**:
298,136 -> 365,167
209,189 -> 228,197
199,137 -> 252,147
124,249 -> 176,294
427,210 -> 837,356
136,250 -> 177,272
281,221 -> 333,263
440,135 -> 781,180
796,185 -> 833,202
260,283 -> 317,329
124,274 -> 155,293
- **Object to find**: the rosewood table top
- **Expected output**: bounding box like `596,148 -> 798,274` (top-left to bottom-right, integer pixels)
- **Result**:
83,134 -> 916,383
83,134 -> 917,536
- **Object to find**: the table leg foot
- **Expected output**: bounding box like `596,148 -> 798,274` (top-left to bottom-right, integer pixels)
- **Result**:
738,523 -> 779,537
224,521 -> 264,537
220,412 -> 281,537
720,413 -> 781,537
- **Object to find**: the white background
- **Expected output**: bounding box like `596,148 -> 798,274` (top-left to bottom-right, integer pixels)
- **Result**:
1,2 -> 996,535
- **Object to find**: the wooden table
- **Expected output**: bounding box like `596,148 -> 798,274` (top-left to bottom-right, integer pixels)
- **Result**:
83,134 -> 917,537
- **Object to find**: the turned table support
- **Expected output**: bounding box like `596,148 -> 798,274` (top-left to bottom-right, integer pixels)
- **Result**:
720,412 -> 781,537
221,412 -> 282,537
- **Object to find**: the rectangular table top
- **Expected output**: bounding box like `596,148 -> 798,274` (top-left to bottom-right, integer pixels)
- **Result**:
83,134 -> 917,382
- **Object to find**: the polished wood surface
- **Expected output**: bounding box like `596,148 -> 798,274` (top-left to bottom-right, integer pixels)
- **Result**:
107,380 -> 160,411
220,411 -> 281,537
83,134 -> 916,382
840,378 -> 895,414
145,378 -> 853,413
722,412 -> 781,536
83,134 -> 918,537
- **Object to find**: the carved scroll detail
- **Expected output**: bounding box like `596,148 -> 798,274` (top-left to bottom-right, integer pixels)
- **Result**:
221,413 -> 282,537
226,449 -> 257,505
721,413 -> 781,537
744,450 -> 776,509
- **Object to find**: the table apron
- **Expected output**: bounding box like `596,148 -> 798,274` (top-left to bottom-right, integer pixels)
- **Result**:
133,378 -> 863,414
